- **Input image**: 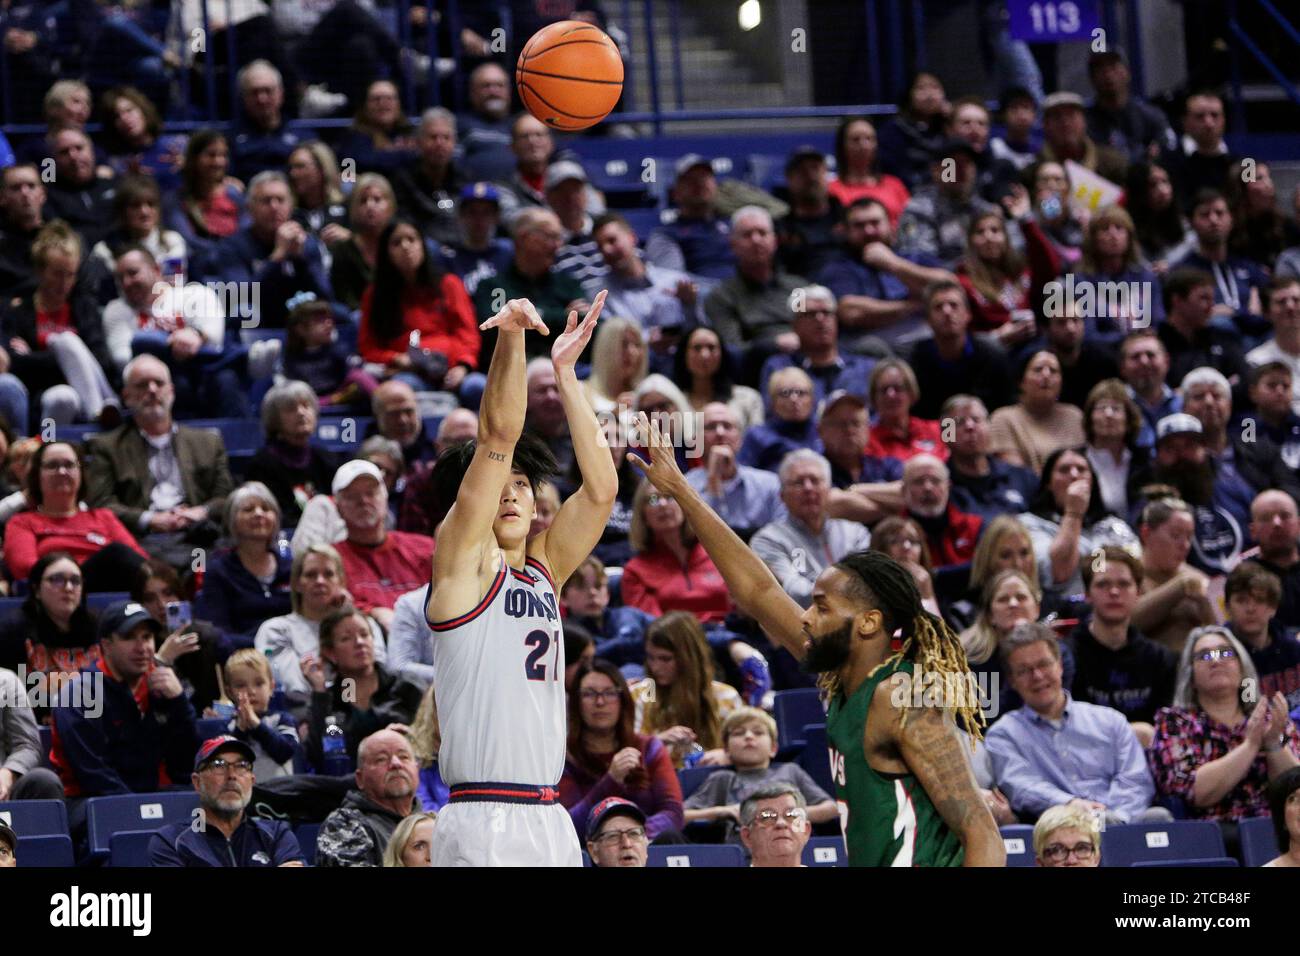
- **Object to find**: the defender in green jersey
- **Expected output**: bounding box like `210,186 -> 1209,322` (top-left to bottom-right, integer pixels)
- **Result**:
630,415 -> 1004,867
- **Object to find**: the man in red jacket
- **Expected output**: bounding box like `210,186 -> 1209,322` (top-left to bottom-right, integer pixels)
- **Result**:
901,453 -> 983,569
332,460 -> 435,632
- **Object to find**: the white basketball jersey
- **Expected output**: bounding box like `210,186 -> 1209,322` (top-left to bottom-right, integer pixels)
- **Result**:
427,554 -> 567,787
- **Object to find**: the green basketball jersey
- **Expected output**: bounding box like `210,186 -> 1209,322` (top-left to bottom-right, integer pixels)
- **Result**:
825,658 -> 964,867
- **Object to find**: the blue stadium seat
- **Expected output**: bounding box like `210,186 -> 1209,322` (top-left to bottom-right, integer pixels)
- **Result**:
773,688 -> 823,756
186,419 -> 265,458
1132,857 -> 1239,868
85,792 -> 201,861
677,765 -> 717,800
797,723 -> 833,796
54,424 -> 102,446
605,567 -> 622,607
1238,817 -> 1280,867
240,328 -> 287,345
16,834 -> 75,867
295,823 -> 321,865
109,829 -> 157,867
1000,824 -> 1037,867
647,844 -> 746,867
86,592 -> 132,612
802,835 -> 847,867
316,416 -> 376,453
0,596 -> 24,617
0,799 -> 69,838
1101,820 -> 1226,868
582,850 -> 593,867
195,717 -> 231,740
37,725 -> 53,770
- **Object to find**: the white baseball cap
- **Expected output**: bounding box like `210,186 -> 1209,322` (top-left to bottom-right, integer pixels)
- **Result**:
332,459 -> 384,495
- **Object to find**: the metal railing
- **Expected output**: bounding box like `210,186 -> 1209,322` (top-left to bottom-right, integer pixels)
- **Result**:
1226,0 -> 1300,132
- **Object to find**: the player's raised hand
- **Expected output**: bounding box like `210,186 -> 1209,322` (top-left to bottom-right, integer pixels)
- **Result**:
479,297 -> 549,335
627,411 -> 686,494
551,289 -> 606,370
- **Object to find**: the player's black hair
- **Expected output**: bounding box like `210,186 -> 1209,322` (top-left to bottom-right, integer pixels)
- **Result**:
831,551 -> 984,740
426,430 -> 558,531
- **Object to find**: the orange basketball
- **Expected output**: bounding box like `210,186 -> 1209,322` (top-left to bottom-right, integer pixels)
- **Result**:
516,20 -> 624,131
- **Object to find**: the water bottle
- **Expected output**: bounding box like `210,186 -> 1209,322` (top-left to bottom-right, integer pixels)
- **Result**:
322,715 -> 351,776
265,648 -> 287,714
681,743 -> 705,769
275,532 -> 292,563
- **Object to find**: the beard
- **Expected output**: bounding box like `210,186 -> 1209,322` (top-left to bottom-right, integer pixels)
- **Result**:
1153,459 -> 1216,505
801,620 -> 854,675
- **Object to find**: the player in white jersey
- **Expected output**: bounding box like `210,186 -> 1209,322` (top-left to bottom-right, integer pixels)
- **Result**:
424,292 -> 616,866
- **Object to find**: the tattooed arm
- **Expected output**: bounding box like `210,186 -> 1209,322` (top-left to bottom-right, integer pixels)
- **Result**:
884,677 -> 1006,867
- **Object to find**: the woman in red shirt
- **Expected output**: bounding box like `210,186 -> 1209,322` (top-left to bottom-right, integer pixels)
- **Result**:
827,117 -> 911,226
170,129 -> 245,258
4,441 -> 147,591
560,659 -> 684,842
956,193 -> 1061,346
358,217 -> 483,406
864,358 -> 948,463
621,481 -> 731,624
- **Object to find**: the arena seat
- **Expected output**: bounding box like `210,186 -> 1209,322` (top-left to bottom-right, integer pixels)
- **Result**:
772,688 -> 823,756
1131,857 -> 1239,868
85,792 -> 201,861
16,833 -> 75,867
796,723 -> 833,796
1100,820 -> 1226,868
0,799 -> 69,838
1237,817 -> 1281,867
677,765 -> 716,800
86,592 -> 132,612
647,843 -> 746,867
109,829 -> 157,867
0,596 -> 23,616
295,823 -> 321,865
605,567 -> 622,607
999,824 -> 1036,867
54,424 -> 102,446
316,417 -> 376,453
195,717 -> 230,740
803,835 -> 848,867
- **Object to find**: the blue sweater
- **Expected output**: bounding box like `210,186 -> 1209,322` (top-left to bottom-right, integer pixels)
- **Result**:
150,816 -> 303,867
193,549 -> 293,653
51,661 -> 198,797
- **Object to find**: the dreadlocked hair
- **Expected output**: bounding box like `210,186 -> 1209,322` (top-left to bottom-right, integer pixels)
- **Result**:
831,551 -> 986,741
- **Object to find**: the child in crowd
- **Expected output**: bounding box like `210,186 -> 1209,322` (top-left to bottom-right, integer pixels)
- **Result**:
283,293 -> 377,409
1242,362 -> 1300,470
682,707 -> 838,842
220,648 -> 300,779
1226,562 -> 1300,711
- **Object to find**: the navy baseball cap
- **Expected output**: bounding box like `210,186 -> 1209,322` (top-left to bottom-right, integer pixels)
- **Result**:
97,601 -> 164,642
194,735 -> 256,772
460,182 -> 501,204
586,797 -> 646,840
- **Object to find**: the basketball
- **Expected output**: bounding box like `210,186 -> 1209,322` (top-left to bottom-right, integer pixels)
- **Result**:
515,20 -> 624,131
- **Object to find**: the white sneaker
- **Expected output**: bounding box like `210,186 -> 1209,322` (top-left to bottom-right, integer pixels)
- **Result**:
300,84 -> 347,119
247,339 -> 282,380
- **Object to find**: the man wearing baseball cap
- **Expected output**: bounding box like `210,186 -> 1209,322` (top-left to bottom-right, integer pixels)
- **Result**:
585,797 -> 648,867
1038,90 -> 1128,186
50,601 -> 199,803
645,154 -> 737,288
895,138 -> 1002,267
1134,410 -> 1251,575
776,146 -> 843,278
150,736 -> 305,866
331,458 -> 435,631
439,182 -> 513,297
1086,48 -> 1175,164
545,160 -> 608,285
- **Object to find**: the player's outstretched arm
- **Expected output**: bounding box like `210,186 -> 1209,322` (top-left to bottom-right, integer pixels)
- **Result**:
628,412 -> 806,659
889,687 -> 1006,867
534,292 -> 618,585
435,299 -> 545,573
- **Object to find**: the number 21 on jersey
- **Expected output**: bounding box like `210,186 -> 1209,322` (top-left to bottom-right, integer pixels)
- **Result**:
524,628 -> 562,681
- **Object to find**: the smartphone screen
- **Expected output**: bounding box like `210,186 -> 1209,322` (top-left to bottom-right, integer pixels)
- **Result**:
165,601 -> 193,631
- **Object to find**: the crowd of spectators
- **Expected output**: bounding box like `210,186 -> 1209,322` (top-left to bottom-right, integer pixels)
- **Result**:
0,17 -> 1299,868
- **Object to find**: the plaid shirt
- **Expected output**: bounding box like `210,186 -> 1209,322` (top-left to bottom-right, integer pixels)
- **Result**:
1147,706 -> 1300,820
